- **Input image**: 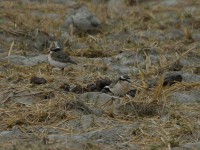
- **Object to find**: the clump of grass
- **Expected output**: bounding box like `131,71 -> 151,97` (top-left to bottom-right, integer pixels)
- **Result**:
0,0 -> 200,149
182,26 -> 193,40
74,49 -> 110,58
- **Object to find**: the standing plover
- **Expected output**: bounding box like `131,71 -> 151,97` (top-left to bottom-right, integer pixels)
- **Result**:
101,75 -> 131,96
48,43 -> 77,70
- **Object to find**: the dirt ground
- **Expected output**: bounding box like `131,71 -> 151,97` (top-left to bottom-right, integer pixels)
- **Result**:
0,0 -> 200,149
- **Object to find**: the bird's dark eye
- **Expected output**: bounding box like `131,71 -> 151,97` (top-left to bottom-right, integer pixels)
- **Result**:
51,47 -> 61,51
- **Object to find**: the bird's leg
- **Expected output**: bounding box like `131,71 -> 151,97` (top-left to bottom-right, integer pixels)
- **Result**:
61,68 -> 65,76
112,96 -> 123,115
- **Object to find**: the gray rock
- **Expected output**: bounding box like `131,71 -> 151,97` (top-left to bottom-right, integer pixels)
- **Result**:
107,0 -> 131,17
80,92 -> 112,105
48,123 -> 139,144
142,31 -> 165,40
180,56 -> 200,67
92,0 -> 106,4
110,51 -> 144,73
59,116 -> 82,132
170,90 -> 200,103
64,6 -> 101,34
108,0 -> 125,9
64,139 -> 88,150
79,92 -> 112,115
90,107 -> 104,116
0,48 -> 5,53
0,126 -> 28,143
60,31 -> 72,44
107,30 -> 140,44
50,0 -> 77,5
166,29 -> 184,40
70,42 -> 89,51
32,30 -> 51,51
117,143 -> 139,150
1,54 -> 48,66
13,95 -> 35,106
140,30 -> 165,41
113,52 -> 144,66
30,11 -> 61,20
84,124 -> 136,143
21,0 -> 77,5
160,0 -> 181,6
80,115 -> 95,131
165,71 -> 200,83
193,33 -> 200,41
181,72 -> 200,82
109,64 -> 139,74
0,55 -> 26,65
182,142 -> 200,149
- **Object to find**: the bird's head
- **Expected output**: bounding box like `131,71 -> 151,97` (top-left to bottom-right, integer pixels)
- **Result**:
101,86 -> 111,93
119,75 -> 131,83
50,47 -> 61,52
49,41 -> 61,53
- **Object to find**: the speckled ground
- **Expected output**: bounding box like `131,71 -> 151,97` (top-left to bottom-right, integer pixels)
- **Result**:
0,0 -> 200,149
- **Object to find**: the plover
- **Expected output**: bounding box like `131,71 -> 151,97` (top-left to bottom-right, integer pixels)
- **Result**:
101,75 -> 131,96
48,42 -> 77,70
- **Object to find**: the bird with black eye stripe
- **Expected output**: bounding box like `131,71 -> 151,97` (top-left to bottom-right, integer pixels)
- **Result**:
48,42 -> 77,71
101,75 -> 131,96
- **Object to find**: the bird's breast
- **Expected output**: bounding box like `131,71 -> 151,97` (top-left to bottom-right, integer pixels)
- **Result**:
48,54 -> 68,69
111,81 -> 131,96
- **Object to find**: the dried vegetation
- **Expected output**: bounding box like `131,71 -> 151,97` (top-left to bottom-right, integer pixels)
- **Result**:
0,0 -> 200,149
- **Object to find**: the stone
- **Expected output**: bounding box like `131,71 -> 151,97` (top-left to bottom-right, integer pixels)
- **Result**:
170,90 -> 200,103
1,55 -> 48,66
181,142 -> 200,149
30,76 -> 47,85
64,6 -> 101,34
80,92 -> 112,105
163,74 -> 182,86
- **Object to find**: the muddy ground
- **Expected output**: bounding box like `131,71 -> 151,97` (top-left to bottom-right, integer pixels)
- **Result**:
0,0 -> 200,149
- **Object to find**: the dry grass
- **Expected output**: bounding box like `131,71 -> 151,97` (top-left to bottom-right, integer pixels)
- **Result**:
0,0 -> 200,149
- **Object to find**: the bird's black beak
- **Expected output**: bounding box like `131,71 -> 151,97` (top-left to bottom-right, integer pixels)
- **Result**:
125,79 -> 131,83
120,76 -> 131,83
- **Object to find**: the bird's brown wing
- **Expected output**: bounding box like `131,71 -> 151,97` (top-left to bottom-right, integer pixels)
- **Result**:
108,78 -> 119,88
51,51 -> 77,64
